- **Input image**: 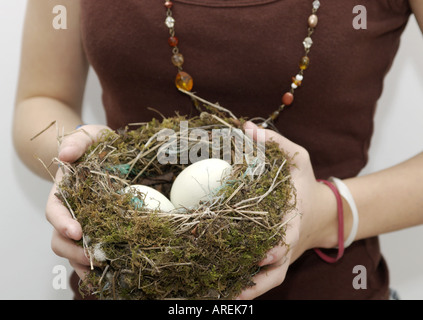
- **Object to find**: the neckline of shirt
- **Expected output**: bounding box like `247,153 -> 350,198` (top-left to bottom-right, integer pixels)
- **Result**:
173,0 -> 280,8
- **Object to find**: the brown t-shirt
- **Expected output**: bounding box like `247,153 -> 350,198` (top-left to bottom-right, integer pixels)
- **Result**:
77,0 -> 411,299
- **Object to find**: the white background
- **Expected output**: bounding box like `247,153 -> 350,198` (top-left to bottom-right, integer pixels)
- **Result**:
1,1 -> 422,300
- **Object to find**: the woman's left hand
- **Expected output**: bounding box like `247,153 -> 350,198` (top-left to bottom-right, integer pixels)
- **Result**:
235,121 -> 339,299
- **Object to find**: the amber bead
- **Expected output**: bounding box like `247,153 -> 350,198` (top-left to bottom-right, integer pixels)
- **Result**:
164,1 -> 173,9
168,36 -> 179,47
175,71 -> 193,91
282,92 -> 294,106
171,53 -> 184,67
299,56 -> 310,70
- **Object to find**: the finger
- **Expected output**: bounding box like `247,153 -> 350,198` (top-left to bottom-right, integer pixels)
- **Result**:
243,121 -> 267,144
46,171 -> 82,240
258,243 -> 288,267
69,260 -> 91,281
243,121 -> 302,156
58,125 -> 111,163
258,212 -> 300,266
51,229 -> 90,266
259,210 -> 301,268
237,256 -> 290,300
243,121 -> 312,182
283,211 -> 303,263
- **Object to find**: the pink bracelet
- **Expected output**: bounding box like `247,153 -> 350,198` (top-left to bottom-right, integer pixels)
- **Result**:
314,179 -> 345,263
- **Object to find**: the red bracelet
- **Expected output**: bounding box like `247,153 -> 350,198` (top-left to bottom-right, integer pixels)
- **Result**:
314,179 -> 345,263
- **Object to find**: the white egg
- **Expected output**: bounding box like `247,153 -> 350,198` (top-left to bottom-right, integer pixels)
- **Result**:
170,158 -> 232,209
123,185 -> 175,212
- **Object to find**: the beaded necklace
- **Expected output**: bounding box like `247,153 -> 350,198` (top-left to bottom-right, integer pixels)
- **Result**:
163,0 -> 321,128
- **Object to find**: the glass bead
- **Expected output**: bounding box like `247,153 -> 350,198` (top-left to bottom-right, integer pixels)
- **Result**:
175,71 -> 193,91
171,53 -> 184,67
303,37 -> 313,49
282,92 -> 294,106
313,1 -> 320,10
299,56 -> 310,70
168,36 -> 178,47
165,16 -> 175,28
292,76 -> 302,87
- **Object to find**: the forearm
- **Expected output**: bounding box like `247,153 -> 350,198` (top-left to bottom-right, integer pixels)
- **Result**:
346,152 -> 423,240
13,96 -> 83,180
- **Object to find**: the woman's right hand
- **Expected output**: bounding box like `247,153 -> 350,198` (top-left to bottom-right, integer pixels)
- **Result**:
46,124 -> 111,279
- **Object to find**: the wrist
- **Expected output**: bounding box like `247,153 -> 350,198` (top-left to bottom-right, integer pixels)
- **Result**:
302,180 -> 339,251
309,178 -> 356,250
317,180 -> 341,249
314,179 -> 346,263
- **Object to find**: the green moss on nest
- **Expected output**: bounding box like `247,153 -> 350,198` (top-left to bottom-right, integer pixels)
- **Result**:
56,112 -> 296,300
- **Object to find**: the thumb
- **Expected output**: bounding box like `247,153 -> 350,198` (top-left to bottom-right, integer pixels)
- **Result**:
58,125 -> 111,163
243,121 -> 266,144
243,121 -> 301,156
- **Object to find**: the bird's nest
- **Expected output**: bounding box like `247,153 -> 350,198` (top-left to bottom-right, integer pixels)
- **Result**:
50,104 -> 297,300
